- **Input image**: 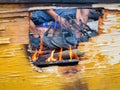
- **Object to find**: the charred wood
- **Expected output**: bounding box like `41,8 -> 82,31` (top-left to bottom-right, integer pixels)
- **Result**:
34,49 -> 83,62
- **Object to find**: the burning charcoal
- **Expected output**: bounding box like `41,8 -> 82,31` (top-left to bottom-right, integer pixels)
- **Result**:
35,49 -> 83,62
31,49 -> 83,67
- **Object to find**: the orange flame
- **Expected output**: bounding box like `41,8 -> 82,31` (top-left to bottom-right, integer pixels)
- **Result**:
59,48 -> 63,61
74,51 -> 79,59
39,38 -> 43,55
46,50 -> 57,62
32,51 -> 39,61
69,45 -> 72,60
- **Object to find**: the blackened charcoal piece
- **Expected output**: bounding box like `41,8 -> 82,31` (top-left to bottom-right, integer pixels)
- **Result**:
33,59 -> 79,67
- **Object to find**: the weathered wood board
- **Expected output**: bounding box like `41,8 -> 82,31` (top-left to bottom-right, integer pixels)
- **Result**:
0,12 -> 29,44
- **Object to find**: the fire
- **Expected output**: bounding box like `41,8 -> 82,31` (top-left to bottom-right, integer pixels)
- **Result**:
46,50 -> 57,62
59,48 -> 63,61
39,38 -> 43,55
74,51 -> 79,59
32,51 -> 39,61
32,39 -> 43,61
31,32 -> 80,62
69,45 -> 72,60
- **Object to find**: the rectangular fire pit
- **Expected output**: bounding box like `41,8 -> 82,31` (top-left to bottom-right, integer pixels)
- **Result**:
33,59 -> 79,67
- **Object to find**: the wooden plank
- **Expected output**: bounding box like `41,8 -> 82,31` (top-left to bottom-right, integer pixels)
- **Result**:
0,37 -> 10,44
9,35 -> 29,44
0,17 -> 29,36
0,11 -> 29,44
0,12 -> 29,17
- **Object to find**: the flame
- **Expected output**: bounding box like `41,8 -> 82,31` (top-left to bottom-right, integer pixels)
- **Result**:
32,38 -> 43,61
74,51 -> 79,59
69,45 -> 72,60
39,38 -> 43,55
46,50 -> 57,62
59,48 -> 63,61
32,51 -> 39,61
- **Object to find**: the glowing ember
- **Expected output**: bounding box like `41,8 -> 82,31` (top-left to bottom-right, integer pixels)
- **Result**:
59,48 -> 63,61
69,45 -> 72,60
46,50 -> 57,62
32,51 -> 39,61
74,51 -> 79,59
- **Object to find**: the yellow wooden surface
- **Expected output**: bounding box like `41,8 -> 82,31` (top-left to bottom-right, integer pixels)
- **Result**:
0,43 -> 120,90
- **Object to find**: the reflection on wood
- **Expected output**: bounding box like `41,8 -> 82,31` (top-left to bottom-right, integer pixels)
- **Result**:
0,37 -> 10,44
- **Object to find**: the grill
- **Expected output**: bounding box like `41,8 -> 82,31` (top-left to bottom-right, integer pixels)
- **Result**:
33,59 -> 79,67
